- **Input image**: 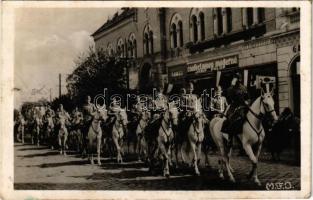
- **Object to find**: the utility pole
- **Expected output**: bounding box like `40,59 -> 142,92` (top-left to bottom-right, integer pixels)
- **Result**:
59,73 -> 62,98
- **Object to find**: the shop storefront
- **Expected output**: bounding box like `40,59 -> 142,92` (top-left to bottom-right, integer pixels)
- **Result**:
168,65 -> 187,93
186,55 -> 239,95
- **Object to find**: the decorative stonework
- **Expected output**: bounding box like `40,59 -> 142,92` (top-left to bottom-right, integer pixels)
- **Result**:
275,31 -> 300,48
241,37 -> 275,50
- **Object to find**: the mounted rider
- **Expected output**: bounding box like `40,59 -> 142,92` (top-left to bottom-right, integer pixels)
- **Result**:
106,97 -> 123,129
210,85 -> 228,118
221,72 -> 250,135
71,107 -> 84,131
180,81 -> 199,136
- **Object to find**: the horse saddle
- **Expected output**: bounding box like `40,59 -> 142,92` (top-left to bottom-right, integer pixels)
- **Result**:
221,106 -> 247,135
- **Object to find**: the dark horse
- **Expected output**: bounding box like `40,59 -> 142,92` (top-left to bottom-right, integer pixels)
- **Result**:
265,107 -> 300,164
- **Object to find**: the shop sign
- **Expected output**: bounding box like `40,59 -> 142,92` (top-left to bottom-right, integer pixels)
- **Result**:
171,71 -> 184,78
187,55 -> 238,74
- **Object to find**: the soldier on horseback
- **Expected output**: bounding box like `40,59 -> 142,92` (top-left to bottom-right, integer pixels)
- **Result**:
82,95 -> 97,156
179,81 -> 198,136
210,85 -> 228,118
221,72 -> 250,141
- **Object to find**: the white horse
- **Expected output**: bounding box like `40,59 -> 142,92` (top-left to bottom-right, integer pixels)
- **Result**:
110,109 -> 128,163
209,89 -> 278,185
32,116 -> 43,146
135,110 -> 151,161
58,116 -> 69,155
87,109 -> 108,165
155,103 -> 179,178
45,115 -> 55,149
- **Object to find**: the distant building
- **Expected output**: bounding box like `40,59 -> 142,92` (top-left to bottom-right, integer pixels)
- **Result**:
92,8 -> 300,116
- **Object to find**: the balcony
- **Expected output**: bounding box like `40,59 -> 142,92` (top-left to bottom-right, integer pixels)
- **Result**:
186,23 -> 266,54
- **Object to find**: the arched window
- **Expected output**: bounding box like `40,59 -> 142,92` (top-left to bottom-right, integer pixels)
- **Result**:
178,21 -> 183,47
149,31 -> 154,54
107,43 -> 114,57
192,15 -> 198,42
143,25 -> 153,55
133,39 -> 137,58
171,23 -> 177,48
117,38 -> 124,58
128,33 -> 137,58
144,33 -> 149,55
199,12 -> 205,41
170,13 -> 184,48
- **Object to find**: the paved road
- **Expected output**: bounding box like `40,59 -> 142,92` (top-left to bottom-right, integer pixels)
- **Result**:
14,143 -> 300,190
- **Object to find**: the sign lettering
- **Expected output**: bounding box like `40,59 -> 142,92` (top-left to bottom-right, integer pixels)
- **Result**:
187,55 -> 238,74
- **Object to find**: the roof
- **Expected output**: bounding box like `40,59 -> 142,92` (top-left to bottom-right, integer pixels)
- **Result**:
91,8 -> 136,37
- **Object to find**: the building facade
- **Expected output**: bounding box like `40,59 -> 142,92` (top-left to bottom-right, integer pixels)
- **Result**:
92,7 -> 300,116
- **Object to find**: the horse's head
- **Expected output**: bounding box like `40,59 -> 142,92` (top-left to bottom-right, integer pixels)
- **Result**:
167,102 -> 179,126
94,109 -> 108,122
261,88 -> 278,122
118,109 -> 128,127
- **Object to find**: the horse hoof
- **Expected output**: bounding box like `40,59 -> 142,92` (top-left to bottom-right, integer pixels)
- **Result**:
98,161 -> 102,166
229,177 -> 236,183
254,179 -> 261,186
219,174 -> 225,180
165,173 -> 170,179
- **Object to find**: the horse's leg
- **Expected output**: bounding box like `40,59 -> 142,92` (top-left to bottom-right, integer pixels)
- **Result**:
157,138 -> 170,177
242,142 -> 260,185
190,142 -> 200,176
137,135 -> 142,161
37,127 -> 40,146
22,127 -> 25,144
197,142 -> 202,168
223,142 -> 235,182
226,146 -> 234,173
252,143 -> 263,186
58,133 -> 62,154
180,142 -> 187,164
97,135 -> 102,165
112,133 -> 121,163
119,137 -> 124,163
63,131 -> 68,156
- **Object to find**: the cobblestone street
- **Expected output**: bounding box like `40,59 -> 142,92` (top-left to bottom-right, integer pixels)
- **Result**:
14,143 -> 300,190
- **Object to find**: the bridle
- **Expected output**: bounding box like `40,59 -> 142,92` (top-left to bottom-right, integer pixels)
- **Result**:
246,96 -> 276,137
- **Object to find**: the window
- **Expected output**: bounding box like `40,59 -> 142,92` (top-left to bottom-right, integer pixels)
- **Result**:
258,8 -> 265,23
144,33 -> 149,55
128,33 -> 137,58
247,8 -> 254,27
149,31 -> 154,54
171,23 -> 177,48
226,8 -> 232,32
143,25 -> 153,55
192,15 -> 198,42
244,7 -> 265,28
178,21 -> 183,47
107,43 -> 114,57
199,12 -> 205,41
170,13 -> 184,48
190,8 -> 205,42
117,38 -> 124,58
216,8 -> 223,35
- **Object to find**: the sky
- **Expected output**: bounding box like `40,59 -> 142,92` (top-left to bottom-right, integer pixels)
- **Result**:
14,7 -> 120,108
